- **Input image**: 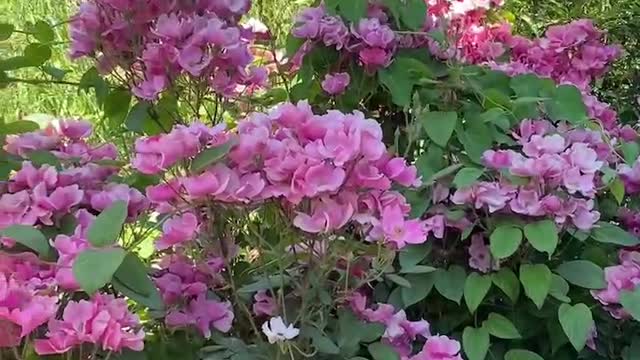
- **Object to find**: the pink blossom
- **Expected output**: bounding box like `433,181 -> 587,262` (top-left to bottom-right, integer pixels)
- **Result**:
321,72 -> 351,95
58,119 -> 92,139
165,295 -> 234,338
182,164 -> 233,198
293,196 -> 354,233
156,213 -> 199,251
468,234 -> 497,273
253,290 -> 277,317
369,205 -> 428,248
410,335 -> 463,360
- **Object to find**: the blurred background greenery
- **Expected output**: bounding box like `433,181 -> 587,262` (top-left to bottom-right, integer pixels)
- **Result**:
0,0 -> 638,123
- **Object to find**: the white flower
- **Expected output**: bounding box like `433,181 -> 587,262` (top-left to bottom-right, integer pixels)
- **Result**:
262,316 -> 300,344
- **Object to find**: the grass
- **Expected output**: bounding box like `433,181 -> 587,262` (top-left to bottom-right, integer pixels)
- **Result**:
0,0 -> 99,123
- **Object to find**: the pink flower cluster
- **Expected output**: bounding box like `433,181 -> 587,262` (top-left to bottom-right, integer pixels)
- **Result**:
1,120 -> 151,353
134,101 -> 438,249
468,233 -> 498,273
34,294 -> 144,355
70,0 -> 265,100
350,293 -> 462,360
618,158 -> 640,195
153,254 -> 233,338
592,251 -> 640,319
452,119 -> 605,231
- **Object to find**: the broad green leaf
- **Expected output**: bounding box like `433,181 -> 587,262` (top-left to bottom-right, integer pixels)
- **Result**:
555,260 -> 605,289
546,84 -> 588,124
610,177 -> 626,205
87,200 -> 128,247
28,150 -> 60,168
42,65 -> 68,80
524,220 -> 558,257
0,225 -> 50,256
483,313 -> 521,339
520,264 -> 551,309
338,0 -> 368,23
504,349 -> 543,360
399,0 -> 427,30
492,268 -> 520,303
0,23 -> 15,41
490,226 -> 522,259
23,43 -> 51,67
549,274 -> 570,303
379,66 -> 413,107
73,248 -> 126,294
308,328 -> 340,355
421,111 -> 457,147
32,20 -> 54,43
114,253 -> 155,296
402,273 -> 435,306
385,274 -> 411,288
510,74 -> 555,97
464,273 -> 492,313
435,266 -> 466,304
400,265 -> 437,274
125,102 -> 152,134
190,141 -> 235,173
104,89 -> 132,126
113,276 -> 164,311
620,288 -> 640,322
591,222 -> 640,246
453,167 -> 484,189
463,327 -> 489,360
621,141 -> 640,165
558,303 -> 594,351
0,120 -> 39,135
368,342 -> 400,360
399,244 -> 431,270
459,120 -> 493,163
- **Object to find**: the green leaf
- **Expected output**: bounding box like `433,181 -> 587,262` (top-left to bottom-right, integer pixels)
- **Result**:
399,0 -> 427,30
459,120 -> 493,163
368,342 -> 400,360
492,268 -> 520,303
338,0 -> 368,23
463,327 -> 489,360
104,89 -> 132,126
546,84 -> 588,124
23,43 -> 51,66
591,222 -> 640,246
490,226 -> 523,259
190,141 -> 235,173
27,150 -> 60,168
87,200 -> 128,247
73,248 -> 126,294
385,274 -> 411,288
464,273 -> 492,313
549,274 -> 571,303
610,177 -> 626,205
510,74 -> 555,97
379,65 -> 413,107
524,220 -> 559,257
435,266 -> 466,304
113,276 -> 164,311
483,313 -> 521,339
32,20 -> 54,43
114,253 -> 155,296
399,244 -> 431,270
402,273 -> 435,306
400,265 -> 437,274
558,303 -> 594,351
125,102 -> 152,134
453,167 -> 484,189
520,264 -> 551,309
621,141 -> 640,165
308,328 -> 340,355
0,225 -> 50,256
42,65 -> 68,80
620,288 -> 640,321
555,260 -> 606,289
0,120 -> 39,135
504,349 -> 544,360
421,111 -> 458,147
0,23 -> 15,41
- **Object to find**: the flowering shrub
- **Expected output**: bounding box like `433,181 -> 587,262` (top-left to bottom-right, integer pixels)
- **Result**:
1,1 -> 640,360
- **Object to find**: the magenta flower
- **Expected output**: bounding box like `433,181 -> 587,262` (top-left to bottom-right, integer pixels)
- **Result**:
321,72 -> 351,95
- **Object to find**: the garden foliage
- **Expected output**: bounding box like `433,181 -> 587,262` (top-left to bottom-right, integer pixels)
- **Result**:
1,1 -> 640,360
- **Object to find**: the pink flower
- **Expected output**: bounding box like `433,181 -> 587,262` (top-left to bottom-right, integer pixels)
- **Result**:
358,47 -> 393,71
182,164 -> 233,198
10,162 -> 58,191
468,234 -> 497,273
253,290 -> 277,317
293,196 -> 354,233
410,335 -> 463,360
369,205 -> 428,248
156,213 -> 199,251
383,157 -> 421,187
165,296 -> 234,338
321,72 -> 351,95
352,18 -> 395,48
58,119 -> 92,139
